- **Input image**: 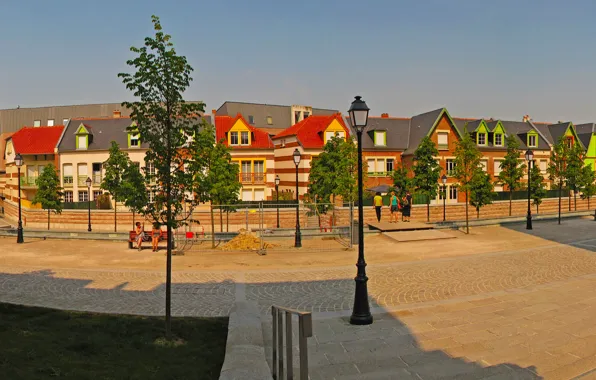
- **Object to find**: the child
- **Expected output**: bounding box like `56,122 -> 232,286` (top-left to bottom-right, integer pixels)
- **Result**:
135,222 -> 145,251
151,223 -> 161,252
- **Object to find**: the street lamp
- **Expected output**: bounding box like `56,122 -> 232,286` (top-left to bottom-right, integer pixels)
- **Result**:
525,149 -> 533,230
441,174 -> 448,222
14,153 -> 24,244
293,149 -> 302,247
348,95 -> 373,326
275,175 -> 280,228
86,177 -> 92,232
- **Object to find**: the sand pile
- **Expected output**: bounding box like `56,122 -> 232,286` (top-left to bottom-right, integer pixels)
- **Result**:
218,229 -> 279,251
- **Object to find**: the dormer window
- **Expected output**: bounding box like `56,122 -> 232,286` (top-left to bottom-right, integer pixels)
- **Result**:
477,132 -> 486,146
528,134 -> 537,148
494,133 -> 503,146
566,137 -> 573,148
75,123 -> 91,150
267,116 -> 273,125
230,131 -> 239,145
374,131 -> 386,146
241,131 -> 249,145
129,133 -> 140,148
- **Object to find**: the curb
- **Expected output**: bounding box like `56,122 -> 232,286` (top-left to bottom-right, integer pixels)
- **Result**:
219,301 -> 273,380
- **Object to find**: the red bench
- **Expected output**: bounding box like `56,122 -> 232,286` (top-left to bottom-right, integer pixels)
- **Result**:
128,230 -> 170,249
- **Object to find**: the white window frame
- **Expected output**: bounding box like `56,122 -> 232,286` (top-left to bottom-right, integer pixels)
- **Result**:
230,131 -> 239,145
64,191 -> 73,203
446,159 -> 456,176
47,119 -> 55,127
78,191 -> 89,202
528,135 -> 537,148
130,133 -> 140,148
33,120 -> 41,127
240,131 -> 249,145
438,132 -> 449,149
374,131 -> 386,146
494,134 -> 503,146
478,133 -> 486,146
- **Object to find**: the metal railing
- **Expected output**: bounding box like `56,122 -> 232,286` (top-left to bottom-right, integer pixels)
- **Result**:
63,176 -> 73,186
20,177 -> 37,187
77,176 -> 88,186
92,174 -> 102,185
271,306 -> 312,380
239,172 -> 265,184
367,171 -> 391,177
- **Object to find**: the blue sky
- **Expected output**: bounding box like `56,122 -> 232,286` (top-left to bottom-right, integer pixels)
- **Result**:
1,0 -> 596,122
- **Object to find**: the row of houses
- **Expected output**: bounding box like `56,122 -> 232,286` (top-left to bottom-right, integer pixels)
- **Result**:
1,101 -> 595,210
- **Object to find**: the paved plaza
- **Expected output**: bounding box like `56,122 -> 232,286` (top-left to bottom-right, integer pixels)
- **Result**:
2,218 -> 596,378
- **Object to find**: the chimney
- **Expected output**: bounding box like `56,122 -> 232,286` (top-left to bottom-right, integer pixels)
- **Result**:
381,113 -> 389,118
113,110 -> 121,118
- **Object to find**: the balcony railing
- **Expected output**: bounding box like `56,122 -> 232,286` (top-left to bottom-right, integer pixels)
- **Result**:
367,171 -> 391,177
77,176 -> 89,186
20,177 -> 38,187
92,174 -> 102,185
239,172 -> 265,184
63,176 -> 73,187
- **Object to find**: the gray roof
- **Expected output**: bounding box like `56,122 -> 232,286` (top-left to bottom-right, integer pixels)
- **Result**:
403,108 -> 444,155
534,122 -> 571,145
58,116 -> 211,152
500,120 -> 550,150
344,117 -> 410,151
465,119 -> 484,131
575,123 -> 595,149
216,101 -> 338,132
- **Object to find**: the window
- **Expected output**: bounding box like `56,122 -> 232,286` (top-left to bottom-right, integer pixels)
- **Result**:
539,160 -> 547,173
294,111 -> 301,124
374,131 -> 386,146
254,161 -> 265,183
240,161 -> 251,183
241,131 -> 249,145
78,191 -> 89,202
64,191 -> 73,203
528,135 -> 537,147
386,158 -> 394,172
449,186 -> 458,200
375,159 -> 385,173
494,134 -> 503,146
47,119 -> 54,127
63,164 -> 73,185
92,163 -> 102,184
567,137 -> 573,148
438,133 -> 448,149
93,190 -> 102,200
77,164 -> 88,186
266,116 -> 273,125
230,131 -> 239,145
77,135 -> 88,150
303,112 -> 309,119
446,159 -> 456,176
480,160 -> 488,171
494,160 -> 502,175
325,131 -> 334,142
130,133 -> 140,147
33,120 -> 41,127
147,190 -> 155,203
478,133 -> 486,145
63,118 -> 69,125
367,158 -> 375,174
248,115 -> 255,124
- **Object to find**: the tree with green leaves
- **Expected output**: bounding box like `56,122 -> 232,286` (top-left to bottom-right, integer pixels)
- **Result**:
565,142 -> 584,211
412,136 -> 441,222
578,165 -> 596,210
453,131 -> 482,234
191,124 -> 241,247
101,141 -> 131,232
529,164 -> 547,214
392,163 -> 412,198
469,169 -> 494,219
121,162 -> 149,230
497,135 -> 526,216
119,15 -> 205,340
547,137 -> 569,224
32,164 -> 63,230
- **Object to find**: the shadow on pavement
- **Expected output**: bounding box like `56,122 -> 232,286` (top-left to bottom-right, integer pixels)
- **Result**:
502,217 -> 596,249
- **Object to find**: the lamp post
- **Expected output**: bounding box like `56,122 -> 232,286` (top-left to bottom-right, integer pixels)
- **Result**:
275,175 -> 280,228
15,153 -> 24,244
86,177 -> 92,232
348,96 -> 373,325
525,149 -> 533,230
441,174 -> 447,222
293,149 -> 302,247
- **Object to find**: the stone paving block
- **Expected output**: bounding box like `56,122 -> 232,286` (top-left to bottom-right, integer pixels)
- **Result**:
308,363 -> 360,380
406,357 -> 482,379
399,350 -> 453,366
339,368 -> 417,380
542,354 -> 596,379
353,356 -> 409,374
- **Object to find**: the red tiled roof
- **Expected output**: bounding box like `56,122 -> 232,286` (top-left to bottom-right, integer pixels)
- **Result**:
10,126 -> 65,155
215,114 -> 274,149
273,114 -> 350,149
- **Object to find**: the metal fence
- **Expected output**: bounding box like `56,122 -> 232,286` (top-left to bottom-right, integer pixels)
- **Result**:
172,202 -> 354,253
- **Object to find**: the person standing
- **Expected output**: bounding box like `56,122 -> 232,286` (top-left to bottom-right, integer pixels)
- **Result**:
402,191 -> 412,222
135,222 -> 145,251
151,223 -> 162,252
373,192 -> 383,222
390,191 -> 399,223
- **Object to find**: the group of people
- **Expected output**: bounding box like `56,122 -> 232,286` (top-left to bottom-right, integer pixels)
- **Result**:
134,222 -> 162,252
373,191 -> 412,223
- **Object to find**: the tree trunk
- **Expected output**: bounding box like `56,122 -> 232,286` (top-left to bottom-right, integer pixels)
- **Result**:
219,206 -> 223,232
114,202 -> 117,233
465,190 -> 469,234
589,196 -> 591,210
536,203 -> 539,215
477,207 -> 479,219
558,184 -> 562,225
210,204 -> 215,249
426,201 -> 430,222
165,204 -> 173,340
509,190 -> 512,216
568,192 -> 571,212
226,211 -> 229,232
574,191 -> 577,211
132,210 -> 135,231
47,209 -> 50,230
332,195 -> 336,227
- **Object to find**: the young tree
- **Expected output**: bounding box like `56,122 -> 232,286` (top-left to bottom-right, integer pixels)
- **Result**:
565,142 -> 584,211
469,169 -> 494,219
101,141 -> 130,232
191,125 -> 241,248
453,131 -> 482,234
529,164 -> 547,214
32,164 -> 63,230
412,136 -> 441,222
335,136 -> 363,227
121,162 -> 148,230
547,137 -> 569,225
119,15 -> 205,340
392,163 -> 412,198
578,165 -> 596,210
497,135 -> 526,216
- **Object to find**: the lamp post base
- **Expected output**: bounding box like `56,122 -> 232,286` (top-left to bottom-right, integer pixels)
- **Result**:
16,224 -> 24,244
526,213 -> 533,230
349,273 -> 373,325
294,232 -> 302,248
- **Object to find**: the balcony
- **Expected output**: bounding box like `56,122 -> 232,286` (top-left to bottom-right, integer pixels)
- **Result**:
63,176 -> 73,187
20,177 -> 38,187
368,171 -> 391,177
239,172 -> 265,185
92,173 -> 102,185
77,176 -> 89,186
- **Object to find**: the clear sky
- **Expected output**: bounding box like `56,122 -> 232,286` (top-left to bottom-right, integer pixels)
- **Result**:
1,0 -> 596,122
